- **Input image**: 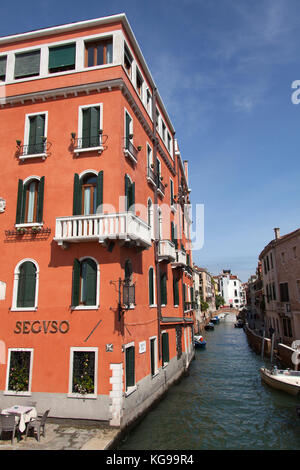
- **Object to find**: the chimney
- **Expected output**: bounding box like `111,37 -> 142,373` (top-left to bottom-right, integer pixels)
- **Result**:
274,228 -> 280,240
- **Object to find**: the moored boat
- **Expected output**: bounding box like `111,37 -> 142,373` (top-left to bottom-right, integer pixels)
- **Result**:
234,319 -> 244,328
260,366 -> 300,396
194,335 -> 206,348
211,316 -> 219,324
204,322 -> 214,331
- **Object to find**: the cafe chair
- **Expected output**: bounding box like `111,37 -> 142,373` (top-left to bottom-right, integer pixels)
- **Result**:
25,409 -> 50,442
0,414 -> 17,445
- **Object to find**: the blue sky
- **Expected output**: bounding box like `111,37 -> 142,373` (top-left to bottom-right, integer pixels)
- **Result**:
3,0 -> 300,282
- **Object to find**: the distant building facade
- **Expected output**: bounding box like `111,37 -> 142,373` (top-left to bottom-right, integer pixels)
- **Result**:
259,228 -> 300,345
216,270 -> 244,309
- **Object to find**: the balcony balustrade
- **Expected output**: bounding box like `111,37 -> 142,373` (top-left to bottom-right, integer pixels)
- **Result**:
276,301 -> 291,317
54,212 -> 151,248
171,249 -> 187,268
146,166 -> 156,187
123,137 -> 139,164
72,134 -> 105,156
157,178 -> 165,198
158,239 -> 176,262
17,139 -> 50,161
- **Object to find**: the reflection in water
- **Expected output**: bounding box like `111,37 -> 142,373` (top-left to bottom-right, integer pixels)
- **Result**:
118,318 -> 300,450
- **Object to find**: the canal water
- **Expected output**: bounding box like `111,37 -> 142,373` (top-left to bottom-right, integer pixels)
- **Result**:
118,313 -> 300,450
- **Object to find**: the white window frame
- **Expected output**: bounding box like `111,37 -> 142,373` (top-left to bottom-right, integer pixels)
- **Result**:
75,103 -> 104,154
149,336 -> 159,377
124,341 -> 137,396
83,34 -> 114,70
15,175 -> 43,229
5,348 -> 34,396
11,258 -> 39,312
68,347 -> 98,399
22,111 -> 48,160
71,256 -> 100,310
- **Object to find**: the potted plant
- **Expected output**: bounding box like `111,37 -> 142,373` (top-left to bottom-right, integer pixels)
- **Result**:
16,227 -> 27,234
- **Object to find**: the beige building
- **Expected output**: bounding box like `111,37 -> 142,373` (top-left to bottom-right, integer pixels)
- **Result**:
194,266 -> 216,316
259,227 -> 300,345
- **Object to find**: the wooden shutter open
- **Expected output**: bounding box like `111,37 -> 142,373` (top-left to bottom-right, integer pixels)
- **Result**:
73,174 -> 82,215
85,259 -> 97,306
96,171 -> 103,212
36,176 -> 45,223
15,179 -> 24,224
72,259 -> 81,307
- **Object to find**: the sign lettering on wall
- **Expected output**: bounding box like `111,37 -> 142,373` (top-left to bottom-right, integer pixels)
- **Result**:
14,320 -> 70,334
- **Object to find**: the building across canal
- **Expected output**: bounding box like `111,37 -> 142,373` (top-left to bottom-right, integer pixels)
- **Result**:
117,311 -> 300,450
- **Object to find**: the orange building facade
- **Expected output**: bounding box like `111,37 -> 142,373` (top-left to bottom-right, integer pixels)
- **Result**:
0,14 -> 194,427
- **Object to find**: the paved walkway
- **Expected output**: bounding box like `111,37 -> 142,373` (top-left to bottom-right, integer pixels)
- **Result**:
0,422 -> 121,450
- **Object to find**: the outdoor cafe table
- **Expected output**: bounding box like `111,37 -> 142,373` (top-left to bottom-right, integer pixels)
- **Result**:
1,405 -> 37,433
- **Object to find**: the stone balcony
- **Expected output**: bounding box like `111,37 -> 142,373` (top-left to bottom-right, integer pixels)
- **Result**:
171,249 -> 187,268
158,240 -> 176,262
54,212 -> 151,249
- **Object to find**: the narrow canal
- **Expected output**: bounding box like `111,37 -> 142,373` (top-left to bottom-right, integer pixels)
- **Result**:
118,313 -> 300,450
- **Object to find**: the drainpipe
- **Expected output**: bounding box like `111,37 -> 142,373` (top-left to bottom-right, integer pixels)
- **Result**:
152,88 -> 162,360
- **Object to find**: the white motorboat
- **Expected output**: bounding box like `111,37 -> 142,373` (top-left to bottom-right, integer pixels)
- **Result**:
260,366 -> 300,396
218,313 -> 226,320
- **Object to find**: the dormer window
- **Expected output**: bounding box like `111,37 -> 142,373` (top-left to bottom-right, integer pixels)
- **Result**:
85,38 -> 113,67
124,44 -> 133,78
0,56 -> 7,81
136,68 -> 143,98
48,43 -> 75,73
14,50 -> 40,80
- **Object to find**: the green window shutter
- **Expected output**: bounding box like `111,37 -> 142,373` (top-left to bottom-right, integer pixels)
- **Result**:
90,106 -> 100,139
162,333 -> 169,364
0,56 -> 7,79
183,283 -> 186,303
150,338 -> 155,376
171,222 -> 175,243
174,225 -> 178,249
82,108 -> 91,147
149,268 -> 154,305
125,174 -> 130,211
28,115 -> 45,154
36,176 -> 45,223
73,174 -> 82,215
49,44 -> 75,70
14,50 -> 40,78
191,287 -> 194,303
160,273 -> 167,305
72,258 -> 80,307
170,180 -> 174,205
125,112 -> 131,142
173,277 -> 179,306
15,179 -> 24,224
125,346 -> 135,389
85,259 -> 97,306
96,171 -> 103,213
130,182 -> 135,213
17,262 -> 36,308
